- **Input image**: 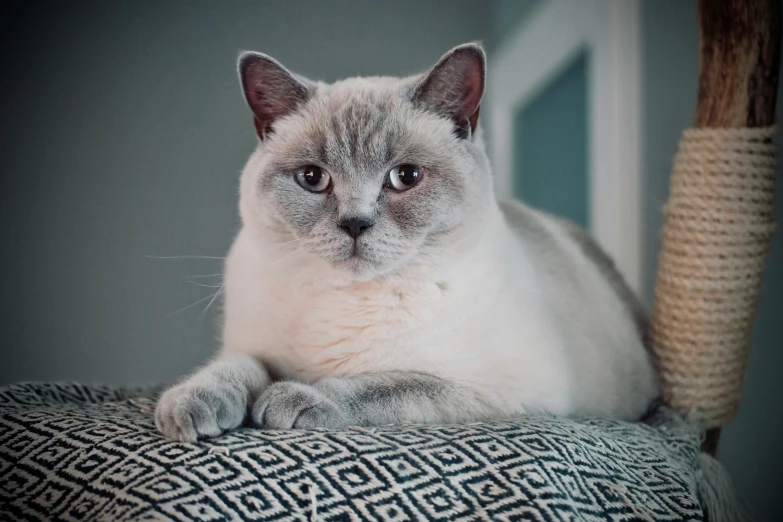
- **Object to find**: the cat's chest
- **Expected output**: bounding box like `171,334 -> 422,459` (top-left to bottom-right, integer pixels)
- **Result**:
262,277 -> 452,380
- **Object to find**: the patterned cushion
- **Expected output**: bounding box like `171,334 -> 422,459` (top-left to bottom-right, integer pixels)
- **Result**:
0,382 -> 711,521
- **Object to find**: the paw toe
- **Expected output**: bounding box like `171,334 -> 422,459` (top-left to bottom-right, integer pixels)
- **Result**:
293,403 -> 350,429
252,382 -> 329,429
155,382 -> 246,441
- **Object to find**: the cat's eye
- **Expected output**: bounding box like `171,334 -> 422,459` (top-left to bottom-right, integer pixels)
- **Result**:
385,165 -> 421,191
295,166 -> 331,193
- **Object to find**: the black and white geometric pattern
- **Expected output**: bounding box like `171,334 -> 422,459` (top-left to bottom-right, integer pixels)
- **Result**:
0,383 -> 708,521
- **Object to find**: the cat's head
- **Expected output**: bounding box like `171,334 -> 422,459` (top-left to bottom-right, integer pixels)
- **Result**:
237,43 -> 494,280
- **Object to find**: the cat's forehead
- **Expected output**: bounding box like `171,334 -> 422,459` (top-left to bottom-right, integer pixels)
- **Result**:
322,75 -> 415,96
309,76 -> 413,124
273,75 -> 450,174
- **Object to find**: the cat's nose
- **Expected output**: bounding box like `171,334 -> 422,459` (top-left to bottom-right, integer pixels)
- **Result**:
339,218 -> 375,239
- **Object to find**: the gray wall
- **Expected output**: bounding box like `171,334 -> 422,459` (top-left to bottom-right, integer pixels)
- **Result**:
489,0 -> 541,50
0,1 -> 490,386
640,1 -> 782,516
640,0 -> 700,306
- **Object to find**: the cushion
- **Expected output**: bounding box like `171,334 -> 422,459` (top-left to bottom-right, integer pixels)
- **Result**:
0,382 -> 727,521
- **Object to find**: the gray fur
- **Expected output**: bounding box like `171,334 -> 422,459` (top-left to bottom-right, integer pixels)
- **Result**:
239,52 -> 312,139
500,201 -> 648,338
413,44 -> 485,138
155,354 -> 269,442
252,372 -> 498,430
250,45 -> 489,280
499,200 -> 659,414
252,381 -> 349,430
559,218 -> 649,337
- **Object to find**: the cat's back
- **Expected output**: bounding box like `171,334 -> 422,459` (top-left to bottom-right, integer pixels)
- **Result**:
499,199 -> 645,332
499,199 -> 657,418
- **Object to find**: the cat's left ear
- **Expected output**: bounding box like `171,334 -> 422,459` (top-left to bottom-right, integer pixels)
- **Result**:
238,51 -> 312,140
413,43 -> 486,139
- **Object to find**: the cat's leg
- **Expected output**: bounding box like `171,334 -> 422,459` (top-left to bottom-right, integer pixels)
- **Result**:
251,371 -> 502,429
155,353 -> 270,441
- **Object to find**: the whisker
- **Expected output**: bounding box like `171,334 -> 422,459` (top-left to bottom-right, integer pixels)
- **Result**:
168,292 -> 221,317
185,279 -> 223,288
183,273 -> 224,279
199,286 -> 225,324
277,236 -> 308,247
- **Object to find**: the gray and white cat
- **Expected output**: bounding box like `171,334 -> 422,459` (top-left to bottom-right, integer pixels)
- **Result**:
155,43 -> 659,442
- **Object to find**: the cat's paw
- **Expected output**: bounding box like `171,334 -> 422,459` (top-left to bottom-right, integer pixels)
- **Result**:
251,382 -> 351,430
155,379 -> 247,442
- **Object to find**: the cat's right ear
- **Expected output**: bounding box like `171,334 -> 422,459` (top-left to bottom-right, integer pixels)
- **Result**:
413,43 -> 486,139
238,52 -> 311,140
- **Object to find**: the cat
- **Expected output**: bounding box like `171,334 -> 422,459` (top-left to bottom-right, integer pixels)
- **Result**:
155,43 -> 659,442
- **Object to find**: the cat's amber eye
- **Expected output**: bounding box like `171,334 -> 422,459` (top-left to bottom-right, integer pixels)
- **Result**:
385,165 -> 421,191
295,166 -> 331,193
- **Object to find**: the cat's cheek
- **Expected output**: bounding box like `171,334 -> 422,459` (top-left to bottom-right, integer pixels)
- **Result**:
271,184 -> 334,236
386,195 -> 431,240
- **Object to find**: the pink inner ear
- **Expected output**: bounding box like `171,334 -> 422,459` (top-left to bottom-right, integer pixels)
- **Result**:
251,87 -> 291,123
240,54 -> 309,139
460,69 -> 484,117
244,77 -> 296,133
245,83 -> 283,139
468,106 -> 481,133
414,45 -> 486,132
253,89 -> 301,138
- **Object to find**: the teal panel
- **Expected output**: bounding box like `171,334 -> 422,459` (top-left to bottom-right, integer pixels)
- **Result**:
513,51 -> 589,228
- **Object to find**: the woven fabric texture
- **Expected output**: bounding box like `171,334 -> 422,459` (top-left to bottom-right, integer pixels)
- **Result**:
0,382 -> 714,521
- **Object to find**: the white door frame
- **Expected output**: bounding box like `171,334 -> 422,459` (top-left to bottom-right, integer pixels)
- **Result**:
488,0 -> 643,295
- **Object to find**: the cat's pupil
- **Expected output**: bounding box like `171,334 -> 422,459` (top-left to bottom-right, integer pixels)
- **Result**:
398,165 -> 419,185
304,167 -> 322,186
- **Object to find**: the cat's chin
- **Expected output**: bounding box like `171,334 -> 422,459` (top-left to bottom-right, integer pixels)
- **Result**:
332,254 -> 388,282
331,252 -> 434,283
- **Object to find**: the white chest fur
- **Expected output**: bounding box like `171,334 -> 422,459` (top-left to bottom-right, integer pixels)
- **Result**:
220,227 -> 489,381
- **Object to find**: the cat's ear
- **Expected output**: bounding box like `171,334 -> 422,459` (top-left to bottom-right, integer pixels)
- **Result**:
413,43 -> 486,139
238,52 -> 311,140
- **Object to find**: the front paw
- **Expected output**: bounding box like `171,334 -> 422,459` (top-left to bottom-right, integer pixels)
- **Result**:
251,382 -> 351,430
155,379 -> 247,442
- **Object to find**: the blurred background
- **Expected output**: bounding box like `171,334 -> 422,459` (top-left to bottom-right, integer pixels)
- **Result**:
1,0 -> 781,515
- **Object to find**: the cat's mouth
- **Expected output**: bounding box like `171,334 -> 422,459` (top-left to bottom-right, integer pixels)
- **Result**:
337,235 -> 366,257
343,242 -> 366,263
331,241 -> 383,277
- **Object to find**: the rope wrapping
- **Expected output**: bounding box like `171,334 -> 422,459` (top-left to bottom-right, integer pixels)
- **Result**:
650,126 -> 778,429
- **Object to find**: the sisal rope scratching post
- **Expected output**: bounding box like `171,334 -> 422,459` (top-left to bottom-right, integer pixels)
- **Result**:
651,127 -> 777,427
649,0 -> 781,454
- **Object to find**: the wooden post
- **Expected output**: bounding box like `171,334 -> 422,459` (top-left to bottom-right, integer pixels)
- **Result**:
691,0 -> 779,455
695,0 -> 780,129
